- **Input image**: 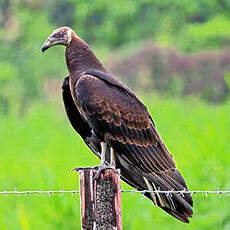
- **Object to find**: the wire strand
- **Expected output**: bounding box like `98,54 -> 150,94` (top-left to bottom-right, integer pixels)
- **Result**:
0,189 -> 230,196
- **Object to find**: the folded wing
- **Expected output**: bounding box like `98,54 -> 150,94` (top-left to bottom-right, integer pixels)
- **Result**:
74,71 -> 193,223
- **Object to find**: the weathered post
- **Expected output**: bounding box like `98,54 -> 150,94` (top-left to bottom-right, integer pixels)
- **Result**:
79,169 -> 122,230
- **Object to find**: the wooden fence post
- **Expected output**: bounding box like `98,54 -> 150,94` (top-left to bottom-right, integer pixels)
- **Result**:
79,169 -> 122,230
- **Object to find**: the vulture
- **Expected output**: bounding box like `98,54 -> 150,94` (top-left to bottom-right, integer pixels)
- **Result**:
41,27 -> 193,223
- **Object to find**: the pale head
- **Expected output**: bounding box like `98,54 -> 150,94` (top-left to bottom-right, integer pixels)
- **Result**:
41,27 -> 73,52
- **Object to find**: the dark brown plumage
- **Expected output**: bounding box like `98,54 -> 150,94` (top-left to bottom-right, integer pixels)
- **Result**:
42,27 -> 193,223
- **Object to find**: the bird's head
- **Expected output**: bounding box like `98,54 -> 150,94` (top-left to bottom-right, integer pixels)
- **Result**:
41,27 -> 73,53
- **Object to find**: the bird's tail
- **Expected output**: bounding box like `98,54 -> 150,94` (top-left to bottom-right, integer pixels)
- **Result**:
142,168 -> 193,223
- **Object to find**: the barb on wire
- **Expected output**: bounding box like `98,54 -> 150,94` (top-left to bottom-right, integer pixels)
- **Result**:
0,190 -> 80,195
0,189 -> 230,196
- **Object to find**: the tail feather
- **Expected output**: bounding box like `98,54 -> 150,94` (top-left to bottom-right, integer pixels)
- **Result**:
117,155 -> 193,223
143,168 -> 193,223
162,207 -> 191,223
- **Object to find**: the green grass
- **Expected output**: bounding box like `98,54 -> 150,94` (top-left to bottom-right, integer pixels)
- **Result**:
0,96 -> 230,230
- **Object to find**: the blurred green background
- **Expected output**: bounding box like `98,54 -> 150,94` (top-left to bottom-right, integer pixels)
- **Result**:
0,0 -> 230,229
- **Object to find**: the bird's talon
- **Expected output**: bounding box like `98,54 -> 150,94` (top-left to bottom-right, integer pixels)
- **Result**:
93,165 -> 118,181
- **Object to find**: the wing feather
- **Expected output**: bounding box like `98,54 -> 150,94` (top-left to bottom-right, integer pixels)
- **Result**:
75,73 -> 193,222
76,74 -> 175,172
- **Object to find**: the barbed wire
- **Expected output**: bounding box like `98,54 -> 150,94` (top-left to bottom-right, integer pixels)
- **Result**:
0,189 -> 230,197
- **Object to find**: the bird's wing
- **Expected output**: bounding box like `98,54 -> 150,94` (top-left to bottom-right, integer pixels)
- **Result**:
62,76 -> 118,163
76,72 -> 175,172
62,76 -> 91,139
75,72 -> 193,223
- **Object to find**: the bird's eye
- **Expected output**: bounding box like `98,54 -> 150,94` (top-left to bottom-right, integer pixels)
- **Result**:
57,32 -> 63,37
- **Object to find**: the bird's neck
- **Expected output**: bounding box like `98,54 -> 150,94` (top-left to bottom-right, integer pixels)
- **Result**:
65,35 -> 106,81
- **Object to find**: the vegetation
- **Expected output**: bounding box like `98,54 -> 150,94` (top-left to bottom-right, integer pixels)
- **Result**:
1,1 -> 230,229
1,0 -> 230,115
108,43 -> 230,103
0,96 -> 230,229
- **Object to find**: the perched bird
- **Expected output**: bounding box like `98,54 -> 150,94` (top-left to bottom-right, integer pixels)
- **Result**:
42,27 -> 193,223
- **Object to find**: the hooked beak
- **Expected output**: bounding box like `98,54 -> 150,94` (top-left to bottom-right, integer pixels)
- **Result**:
41,44 -> 49,53
41,36 -> 66,53
41,39 -> 52,53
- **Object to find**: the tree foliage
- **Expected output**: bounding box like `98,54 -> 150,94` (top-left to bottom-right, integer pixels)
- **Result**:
0,0 -> 230,114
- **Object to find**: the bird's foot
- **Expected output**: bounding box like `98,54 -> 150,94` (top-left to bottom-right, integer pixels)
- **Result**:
93,163 -> 118,181
72,166 -> 99,172
72,164 -> 118,181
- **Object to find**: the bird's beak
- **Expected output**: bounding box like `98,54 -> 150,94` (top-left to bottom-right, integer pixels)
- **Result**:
41,40 -> 51,53
41,34 -> 66,53
41,38 -> 53,53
